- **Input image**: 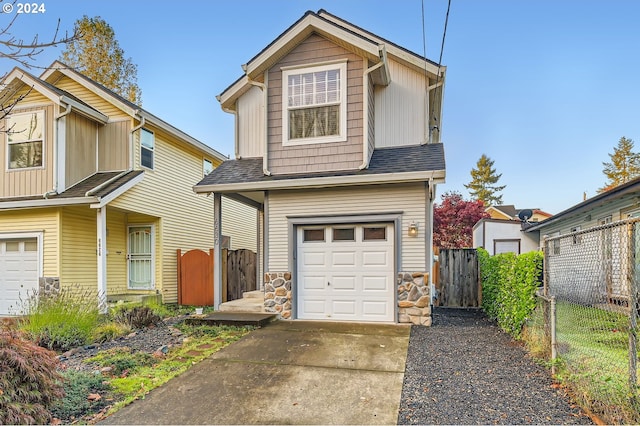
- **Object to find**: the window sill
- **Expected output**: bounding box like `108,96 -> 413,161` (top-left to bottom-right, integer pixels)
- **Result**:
283,134 -> 346,147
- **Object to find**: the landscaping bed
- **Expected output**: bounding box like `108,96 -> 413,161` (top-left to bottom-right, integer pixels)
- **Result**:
0,296 -> 253,425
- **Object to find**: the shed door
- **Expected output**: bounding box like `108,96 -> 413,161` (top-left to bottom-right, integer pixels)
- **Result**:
0,238 -> 39,315
297,224 -> 394,322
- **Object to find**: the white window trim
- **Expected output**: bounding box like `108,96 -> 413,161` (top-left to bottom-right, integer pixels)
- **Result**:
282,60 -> 348,146
6,110 -> 46,171
126,224 -> 155,290
140,128 -> 155,170
203,158 -> 214,176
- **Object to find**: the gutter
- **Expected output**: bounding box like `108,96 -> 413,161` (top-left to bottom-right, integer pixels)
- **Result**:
194,169 -> 446,194
242,66 -> 271,176
359,45 -> 389,170
45,103 -> 73,199
129,112 -> 146,170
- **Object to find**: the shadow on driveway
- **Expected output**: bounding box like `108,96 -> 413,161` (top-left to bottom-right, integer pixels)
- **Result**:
102,320 -> 410,425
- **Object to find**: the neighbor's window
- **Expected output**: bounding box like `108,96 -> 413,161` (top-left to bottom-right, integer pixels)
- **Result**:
203,158 -> 214,176
570,226 -> 581,245
283,61 -> 347,145
140,128 -> 154,169
7,111 -> 44,169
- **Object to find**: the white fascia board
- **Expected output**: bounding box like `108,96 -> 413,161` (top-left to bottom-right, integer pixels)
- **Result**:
137,110 -> 228,162
90,172 -> 145,209
243,15 -> 380,79
218,75 -> 250,112
41,62 -> 139,117
0,196 -> 96,210
60,95 -> 108,124
194,169 -> 446,194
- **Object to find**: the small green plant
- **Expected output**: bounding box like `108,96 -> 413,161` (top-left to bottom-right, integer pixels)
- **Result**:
19,289 -> 101,351
0,322 -> 64,424
92,322 -> 132,343
85,347 -> 156,376
114,305 -> 163,329
51,370 -> 112,422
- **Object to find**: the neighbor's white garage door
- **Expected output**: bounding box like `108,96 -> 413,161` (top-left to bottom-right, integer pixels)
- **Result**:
297,223 -> 394,322
0,238 -> 39,315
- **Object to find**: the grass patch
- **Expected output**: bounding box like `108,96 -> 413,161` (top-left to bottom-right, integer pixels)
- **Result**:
523,300 -> 640,424
101,324 -> 253,415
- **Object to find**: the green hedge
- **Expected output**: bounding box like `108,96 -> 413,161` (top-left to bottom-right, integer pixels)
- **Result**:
478,248 -> 543,338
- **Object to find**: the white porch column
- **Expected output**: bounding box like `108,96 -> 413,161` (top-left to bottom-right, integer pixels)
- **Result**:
213,193 -> 222,309
96,207 -> 108,313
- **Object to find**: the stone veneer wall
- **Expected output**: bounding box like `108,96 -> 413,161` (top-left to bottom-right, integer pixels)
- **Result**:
264,272 -> 292,319
39,277 -> 60,296
398,272 -> 432,326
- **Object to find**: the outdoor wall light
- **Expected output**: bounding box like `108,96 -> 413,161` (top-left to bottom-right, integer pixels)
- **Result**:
408,221 -> 418,237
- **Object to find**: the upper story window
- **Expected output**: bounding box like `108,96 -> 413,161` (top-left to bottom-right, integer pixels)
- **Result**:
282,61 -> 347,146
7,111 -> 44,170
140,128 -> 154,169
203,158 -> 214,176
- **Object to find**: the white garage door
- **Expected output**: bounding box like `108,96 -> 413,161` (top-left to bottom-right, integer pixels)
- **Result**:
297,223 -> 395,322
0,238 -> 39,315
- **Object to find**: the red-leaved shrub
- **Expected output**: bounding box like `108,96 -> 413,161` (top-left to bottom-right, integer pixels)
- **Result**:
0,320 -> 64,424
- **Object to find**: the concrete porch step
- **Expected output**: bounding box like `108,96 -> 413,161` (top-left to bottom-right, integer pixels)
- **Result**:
218,297 -> 264,313
242,290 -> 264,300
184,311 -> 277,327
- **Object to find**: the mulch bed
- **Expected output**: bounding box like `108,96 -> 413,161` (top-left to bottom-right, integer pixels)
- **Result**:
398,307 -> 594,425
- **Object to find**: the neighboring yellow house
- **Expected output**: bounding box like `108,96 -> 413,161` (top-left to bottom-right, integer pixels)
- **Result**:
0,61 -> 255,315
486,205 -> 552,223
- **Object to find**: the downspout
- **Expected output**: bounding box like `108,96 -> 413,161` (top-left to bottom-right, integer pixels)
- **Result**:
242,66 -> 270,176
427,177 -> 437,310
45,103 -> 72,198
129,111 -> 145,171
359,45 -> 388,170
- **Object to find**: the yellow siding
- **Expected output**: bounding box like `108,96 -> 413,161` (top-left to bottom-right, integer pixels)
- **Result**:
60,206 -> 97,295
1,104 -> 55,197
65,112 -> 98,187
267,184 -> 427,271
0,208 -> 60,277
98,121 -> 130,171
222,197 -> 257,251
52,75 -> 129,119
111,128 -> 216,303
106,209 -> 128,294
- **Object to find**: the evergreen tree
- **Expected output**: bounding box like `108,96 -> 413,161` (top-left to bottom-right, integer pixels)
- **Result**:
464,154 -> 506,206
599,137 -> 640,192
60,16 -> 142,104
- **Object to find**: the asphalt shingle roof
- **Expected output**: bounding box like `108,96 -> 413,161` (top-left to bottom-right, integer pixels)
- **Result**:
196,143 -> 445,187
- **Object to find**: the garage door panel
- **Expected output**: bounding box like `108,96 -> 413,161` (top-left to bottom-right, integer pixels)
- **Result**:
301,299 -> 327,316
0,238 -> 40,315
297,224 -> 395,322
362,251 -> 389,267
301,275 -> 326,290
302,251 -> 326,266
332,276 -> 356,290
332,251 -> 356,266
362,300 -> 391,317
362,276 -> 389,291
332,300 -> 357,316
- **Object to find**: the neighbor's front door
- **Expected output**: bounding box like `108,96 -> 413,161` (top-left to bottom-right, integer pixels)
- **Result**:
128,226 -> 154,290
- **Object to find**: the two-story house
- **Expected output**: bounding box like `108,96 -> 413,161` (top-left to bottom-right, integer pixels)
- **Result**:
194,10 -> 446,325
0,61 -> 255,315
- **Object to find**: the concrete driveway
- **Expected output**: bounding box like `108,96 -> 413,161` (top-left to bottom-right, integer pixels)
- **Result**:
102,320 -> 411,425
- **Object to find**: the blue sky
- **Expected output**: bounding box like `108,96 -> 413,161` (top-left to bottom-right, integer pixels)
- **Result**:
2,0 -> 639,214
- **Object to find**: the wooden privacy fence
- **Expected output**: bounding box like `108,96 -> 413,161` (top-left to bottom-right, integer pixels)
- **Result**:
177,248 -> 257,306
436,248 -> 481,307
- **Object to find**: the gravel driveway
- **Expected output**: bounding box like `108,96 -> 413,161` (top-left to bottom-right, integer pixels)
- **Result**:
398,308 -> 593,425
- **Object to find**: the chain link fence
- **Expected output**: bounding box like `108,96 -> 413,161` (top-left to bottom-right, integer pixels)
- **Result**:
528,218 -> 640,423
